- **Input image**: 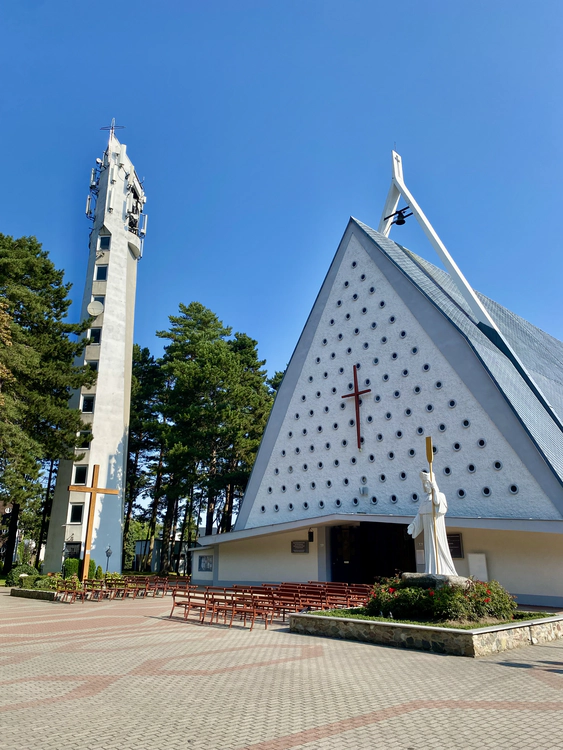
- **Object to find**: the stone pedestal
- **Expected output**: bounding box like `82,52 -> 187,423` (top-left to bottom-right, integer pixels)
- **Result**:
401,572 -> 471,589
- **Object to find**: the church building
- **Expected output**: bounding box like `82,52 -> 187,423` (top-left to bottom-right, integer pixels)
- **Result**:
191,152 -> 563,608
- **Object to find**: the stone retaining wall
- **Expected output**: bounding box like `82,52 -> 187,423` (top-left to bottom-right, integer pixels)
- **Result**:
10,588 -> 56,602
289,612 -> 563,657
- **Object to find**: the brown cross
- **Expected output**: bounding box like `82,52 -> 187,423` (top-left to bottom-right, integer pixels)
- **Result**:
68,464 -> 119,581
341,364 -> 371,449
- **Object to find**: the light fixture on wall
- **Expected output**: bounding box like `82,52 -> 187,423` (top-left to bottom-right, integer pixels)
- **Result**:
308,528 -> 314,543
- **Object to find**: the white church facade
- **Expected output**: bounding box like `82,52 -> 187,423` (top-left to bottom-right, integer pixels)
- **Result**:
192,155 -> 563,608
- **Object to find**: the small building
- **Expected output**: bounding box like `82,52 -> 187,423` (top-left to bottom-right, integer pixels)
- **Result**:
191,154 -> 563,608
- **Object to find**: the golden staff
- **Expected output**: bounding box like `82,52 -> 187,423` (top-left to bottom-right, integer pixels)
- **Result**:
425,436 -> 440,575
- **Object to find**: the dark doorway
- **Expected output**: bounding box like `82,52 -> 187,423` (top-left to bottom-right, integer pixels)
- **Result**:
330,522 -> 416,584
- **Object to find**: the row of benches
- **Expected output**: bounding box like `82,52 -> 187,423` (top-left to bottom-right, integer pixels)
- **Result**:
56,576 -> 192,604
169,582 -> 373,631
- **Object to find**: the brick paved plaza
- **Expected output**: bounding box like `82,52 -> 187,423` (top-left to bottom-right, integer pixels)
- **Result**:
1,591 -> 563,750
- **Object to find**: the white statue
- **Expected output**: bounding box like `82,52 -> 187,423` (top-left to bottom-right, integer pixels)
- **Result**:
407,470 -> 458,576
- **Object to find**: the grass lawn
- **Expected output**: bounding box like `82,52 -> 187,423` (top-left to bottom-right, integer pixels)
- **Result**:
309,607 -> 554,630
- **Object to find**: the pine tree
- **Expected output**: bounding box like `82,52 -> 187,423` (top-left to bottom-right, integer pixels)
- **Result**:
0,234 -> 93,572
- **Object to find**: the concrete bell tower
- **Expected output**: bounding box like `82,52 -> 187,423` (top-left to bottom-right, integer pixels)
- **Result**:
44,123 -> 147,574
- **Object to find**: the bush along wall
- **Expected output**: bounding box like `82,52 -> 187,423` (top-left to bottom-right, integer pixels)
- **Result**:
366,578 -> 517,623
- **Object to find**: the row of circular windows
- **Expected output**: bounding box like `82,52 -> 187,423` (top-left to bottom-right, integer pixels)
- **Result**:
267,476 -> 515,492
273,458 -> 505,475
304,350 -> 431,381
284,425 -> 487,447
300,376 -> 445,401
279,434 -> 485,456
323,324 -> 406,339
293,400 -> 457,422
260,483 -> 520,513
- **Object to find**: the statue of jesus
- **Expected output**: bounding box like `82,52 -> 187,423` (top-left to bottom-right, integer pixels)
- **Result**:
407,470 -> 458,576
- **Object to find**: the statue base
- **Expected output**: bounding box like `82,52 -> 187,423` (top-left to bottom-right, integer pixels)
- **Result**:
401,572 -> 471,589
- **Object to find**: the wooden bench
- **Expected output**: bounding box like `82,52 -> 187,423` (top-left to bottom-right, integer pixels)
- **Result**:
169,587 -> 209,623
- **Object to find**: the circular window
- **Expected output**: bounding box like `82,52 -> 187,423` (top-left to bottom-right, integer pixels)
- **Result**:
462,419 -> 470,428
343,478 -> 349,486
341,439 -> 348,446
294,413 -> 300,420
371,496 -> 378,505
274,468 -> 279,475
364,378 -> 371,386
350,456 -> 357,465
288,503 -> 294,511
371,322 -> 377,330
482,487 -> 491,497
477,439 -> 486,448
335,498 -> 342,507
493,460 -> 502,471
303,501 -> 309,509
326,479 -> 332,488
309,445 -> 315,453
379,474 -> 386,482
260,505 -> 266,512
348,419 -> 355,427
416,427 -> 424,435
325,442 -> 331,449
400,330 -> 407,339
274,504 -> 280,511
340,403 -> 346,410
322,338 -> 327,346
509,484 -> 519,495
374,395 -> 381,402
453,442 -> 461,451
381,336 -> 388,345
389,315 -> 396,324
339,367 -> 344,374
329,319 -> 335,326
345,313 -> 351,321
363,342 -> 369,350
393,390 -> 400,399
301,395 -> 306,402
409,448 -> 416,456
317,461 -> 323,469
443,466 -> 451,475
288,431 -> 293,438
281,450 -> 286,457
311,482 -> 316,489
361,307 -> 367,315
457,489 -> 466,499
331,387 -> 337,394
373,357 -> 379,365
435,382 -> 443,390
308,410 -> 314,417
323,372 -> 328,379
308,376 -> 313,383
377,433 -> 383,441
402,369 -> 409,377
426,404 -> 434,412
346,347 -> 352,354
468,464 -> 476,473
360,273 -> 366,281
438,423 -> 446,432
336,300 -> 342,307
267,487 -> 273,493
369,454 -> 375,462
323,406 -> 329,414
367,415 -> 373,423
344,280 -> 349,288
333,459 -> 340,467
295,484 -> 301,491
400,472 -> 407,480
385,412 -> 392,420
390,495 -> 398,503
411,493 -> 418,502
317,426 -> 323,433
404,408 -> 412,417
396,430 -> 403,438
302,464 -> 308,471
353,327 -> 359,335
351,261 -> 357,268
379,301 -> 386,308
383,374 -> 389,382
369,286 -> 375,294
288,466 -> 293,474
391,352 -> 398,360
330,352 -> 336,360
295,447 -> 300,454
388,451 -> 395,460
449,399 -> 456,408
333,422 -> 339,429
352,497 -> 359,506
338,333 -> 343,341
411,347 -> 418,355
352,294 -> 358,301
423,364 -> 430,372
414,386 -> 421,394
315,357 -> 320,364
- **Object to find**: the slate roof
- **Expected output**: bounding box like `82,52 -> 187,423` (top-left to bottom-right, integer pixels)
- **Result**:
352,218 -> 563,486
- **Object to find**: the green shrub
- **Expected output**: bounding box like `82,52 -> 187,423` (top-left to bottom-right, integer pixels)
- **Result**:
63,558 -> 80,579
34,575 -> 62,590
366,577 -> 516,623
5,563 -> 38,587
21,574 -> 42,589
95,565 -> 103,580
88,559 -> 96,579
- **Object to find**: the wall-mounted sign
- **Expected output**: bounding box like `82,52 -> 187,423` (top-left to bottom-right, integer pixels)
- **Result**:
447,533 -> 464,559
198,554 -> 214,572
291,540 -> 309,554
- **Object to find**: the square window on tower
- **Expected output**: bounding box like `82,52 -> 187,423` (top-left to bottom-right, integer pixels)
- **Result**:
95,265 -> 108,281
89,328 -> 101,345
82,395 -> 95,413
77,431 -> 91,449
99,236 -> 111,251
69,504 -> 84,524
74,465 -> 88,484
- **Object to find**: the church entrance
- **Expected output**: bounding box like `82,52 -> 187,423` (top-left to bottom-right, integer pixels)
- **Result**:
330,522 -> 416,584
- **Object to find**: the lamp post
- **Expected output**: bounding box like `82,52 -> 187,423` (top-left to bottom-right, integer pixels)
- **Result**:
105,546 -> 112,573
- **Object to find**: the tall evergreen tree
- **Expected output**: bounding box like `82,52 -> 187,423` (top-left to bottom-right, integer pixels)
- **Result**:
0,234 -> 93,572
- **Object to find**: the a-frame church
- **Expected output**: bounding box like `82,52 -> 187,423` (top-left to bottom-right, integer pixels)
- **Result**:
191,153 -> 563,608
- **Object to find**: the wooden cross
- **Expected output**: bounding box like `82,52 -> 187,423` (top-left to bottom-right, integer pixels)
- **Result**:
341,365 -> 371,449
68,464 -> 119,581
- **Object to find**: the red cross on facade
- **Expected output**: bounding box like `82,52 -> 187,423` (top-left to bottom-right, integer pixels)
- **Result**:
341,364 -> 371,449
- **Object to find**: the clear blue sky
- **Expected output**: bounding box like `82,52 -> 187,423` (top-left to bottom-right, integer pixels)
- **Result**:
1,1 -> 561,376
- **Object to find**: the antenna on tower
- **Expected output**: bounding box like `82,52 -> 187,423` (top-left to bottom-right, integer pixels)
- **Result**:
100,118 -> 125,138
